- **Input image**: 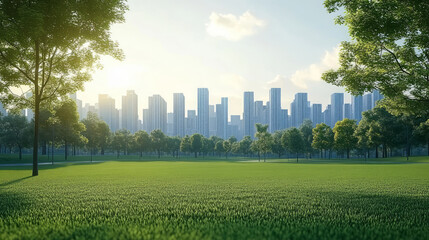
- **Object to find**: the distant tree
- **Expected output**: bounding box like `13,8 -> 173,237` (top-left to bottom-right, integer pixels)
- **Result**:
55,100 -> 86,160
228,136 -> 238,144
333,119 -> 358,159
282,128 -> 304,162
231,142 -> 240,155
254,124 -> 273,162
134,130 -> 150,158
97,121 -> 111,155
180,135 -> 192,155
239,136 -> 253,156
209,136 -> 222,155
300,120 -> 314,158
150,129 -> 166,158
201,137 -> 212,157
271,131 -> 285,159
323,0 -> 429,117
169,136 -> 182,158
111,131 -> 123,158
81,112 -> 101,161
0,115 -> 32,159
312,123 -> 334,159
223,140 -> 231,159
215,140 -> 224,157
190,134 -> 203,158
0,0 -> 128,176
415,120 -> 429,156
354,119 -> 371,159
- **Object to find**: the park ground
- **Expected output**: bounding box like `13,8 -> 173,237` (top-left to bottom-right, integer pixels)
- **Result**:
1,156 -> 428,239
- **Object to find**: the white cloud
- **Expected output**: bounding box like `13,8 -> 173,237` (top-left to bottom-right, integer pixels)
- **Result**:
289,46 -> 340,89
206,11 -> 265,41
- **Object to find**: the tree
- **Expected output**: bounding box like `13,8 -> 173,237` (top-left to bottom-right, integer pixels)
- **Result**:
180,135 -> 192,156
134,130 -> 150,158
300,120 -> 314,158
254,124 -> 273,162
169,137 -> 182,158
239,136 -> 253,156
333,119 -> 358,159
111,131 -> 123,158
354,119 -> 371,159
215,140 -> 224,157
415,120 -> 429,156
312,123 -> 334,159
0,0 -> 128,176
223,140 -> 231,159
322,0 -> 429,117
282,128 -> 304,162
0,114 -> 32,160
81,112 -> 101,162
97,121 -> 111,155
150,129 -> 166,159
271,131 -> 285,159
190,134 -> 203,158
55,100 -> 86,160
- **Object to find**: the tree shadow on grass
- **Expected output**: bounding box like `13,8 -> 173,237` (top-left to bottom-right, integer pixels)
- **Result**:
0,161 -> 105,171
0,176 -> 32,187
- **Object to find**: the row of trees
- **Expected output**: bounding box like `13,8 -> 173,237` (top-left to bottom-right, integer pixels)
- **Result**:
1,100 -> 428,161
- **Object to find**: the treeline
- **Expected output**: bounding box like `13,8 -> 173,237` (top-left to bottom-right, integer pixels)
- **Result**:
0,100 -> 428,161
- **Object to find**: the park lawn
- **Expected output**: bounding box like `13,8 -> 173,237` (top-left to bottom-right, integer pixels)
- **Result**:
0,160 -> 428,239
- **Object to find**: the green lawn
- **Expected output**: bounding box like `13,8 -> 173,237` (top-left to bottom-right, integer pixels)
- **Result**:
1,159 -> 428,239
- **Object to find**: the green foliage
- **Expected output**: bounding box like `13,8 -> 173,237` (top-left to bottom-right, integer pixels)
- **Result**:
300,120 -> 314,158
271,131 -> 285,158
1,161 -> 428,239
323,0 -> 429,116
333,119 -> 358,159
222,141 -> 231,158
282,128 -> 304,162
238,136 -> 253,156
0,114 -> 32,159
150,129 -> 166,158
190,134 -> 203,158
215,140 -> 224,156
254,124 -> 273,161
180,135 -> 192,154
134,130 -> 150,157
312,123 -> 334,158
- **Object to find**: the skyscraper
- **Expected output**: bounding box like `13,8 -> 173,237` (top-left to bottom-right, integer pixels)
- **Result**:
311,104 -> 323,127
344,103 -> 352,119
323,104 -> 332,127
243,92 -> 255,137
269,88 -> 281,132
209,105 -> 216,137
351,95 -> 363,122
254,101 -> 264,124
186,110 -> 197,135
98,94 -> 119,131
363,93 -> 373,112
280,109 -> 288,130
216,98 -> 228,139
122,90 -> 138,133
330,93 -> 344,127
372,90 -> 383,108
197,88 -> 209,137
173,93 -> 185,137
291,93 -> 309,127
147,94 -> 167,133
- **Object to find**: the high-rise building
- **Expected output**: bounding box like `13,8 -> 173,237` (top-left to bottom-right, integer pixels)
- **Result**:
372,90 -> 383,108
216,98 -> 228,139
243,92 -> 255,137
291,93 -> 309,127
197,88 -> 209,137
330,93 -> 344,127
230,115 -> 242,139
209,105 -> 216,137
186,110 -> 197,135
363,93 -> 373,112
254,101 -> 264,124
142,109 -> 149,132
98,94 -> 119,132
147,94 -> 167,133
122,90 -> 138,133
280,109 -> 288,130
269,88 -> 281,132
311,104 -> 323,127
351,95 -> 363,122
344,103 -> 352,119
323,104 -> 332,127
173,93 -> 185,137
25,92 -> 34,121
167,112 -> 174,136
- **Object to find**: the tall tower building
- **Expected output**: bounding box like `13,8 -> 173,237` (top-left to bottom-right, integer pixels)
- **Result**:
363,93 -> 373,112
254,101 -> 264,124
173,93 -> 185,137
269,88 -> 281,132
323,104 -> 332,127
291,93 -> 309,127
197,88 -> 209,137
351,95 -> 363,122
148,94 -> 167,133
330,93 -> 344,127
216,98 -> 228,139
243,92 -> 255,137
98,94 -> 119,131
344,103 -> 352,119
121,90 -> 138,133
311,104 -> 323,127
186,110 -> 197,135
280,109 -> 288,130
372,90 -> 384,108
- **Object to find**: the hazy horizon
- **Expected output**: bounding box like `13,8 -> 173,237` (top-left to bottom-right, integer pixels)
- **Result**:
78,0 -> 352,118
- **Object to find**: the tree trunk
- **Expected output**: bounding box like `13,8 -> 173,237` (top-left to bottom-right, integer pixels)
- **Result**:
117,150 -> 119,158
64,141 -> 68,160
42,142 -> 47,155
32,40 -> 41,176
375,146 -> 379,158
158,150 -> 160,158
427,141 -> 429,156
194,152 -> 197,158
296,153 -> 298,163
347,149 -> 350,159
19,146 -> 22,160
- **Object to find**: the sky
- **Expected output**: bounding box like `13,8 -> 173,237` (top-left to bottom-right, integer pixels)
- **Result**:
79,0 -> 351,119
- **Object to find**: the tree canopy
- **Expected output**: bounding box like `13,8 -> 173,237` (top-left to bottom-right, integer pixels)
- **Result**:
323,0 -> 429,117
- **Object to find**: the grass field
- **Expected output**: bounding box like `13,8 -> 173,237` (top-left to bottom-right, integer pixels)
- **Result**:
1,158 -> 429,239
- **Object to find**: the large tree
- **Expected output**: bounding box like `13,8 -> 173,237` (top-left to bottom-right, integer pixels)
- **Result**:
282,128 -> 304,163
150,129 -> 166,159
134,130 -> 150,158
333,119 -> 358,159
254,124 -> 272,162
300,120 -> 314,158
323,0 -> 429,117
190,133 -> 203,158
0,0 -> 127,176
0,114 -> 32,159
312,123 -> 334,159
